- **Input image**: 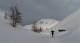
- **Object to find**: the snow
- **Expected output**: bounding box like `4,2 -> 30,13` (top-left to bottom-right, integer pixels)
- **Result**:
1,9 -> 80,43
35,19 -> 59,31
0,10 -> 64,43
23,9 -> 80,43
23,17 -> 68,37
0,11 -> 51,43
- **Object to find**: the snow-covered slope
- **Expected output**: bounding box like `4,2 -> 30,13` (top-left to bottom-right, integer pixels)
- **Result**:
55,9 -> 80,35
0,11 -> 52,43
23,9 -> 80,43
0,10 -> 64,43
53,9 -> 80,43
23,18 -> 59,33
1,9 -> 80,43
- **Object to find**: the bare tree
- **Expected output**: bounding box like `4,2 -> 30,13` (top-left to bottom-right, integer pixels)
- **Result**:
10,6 -> 22,27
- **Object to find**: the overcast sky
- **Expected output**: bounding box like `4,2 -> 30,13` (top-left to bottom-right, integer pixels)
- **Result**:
0,0 -> 80,25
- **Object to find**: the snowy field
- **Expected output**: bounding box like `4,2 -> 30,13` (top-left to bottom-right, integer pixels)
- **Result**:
0,11 -> 51,43
0,9 -> 80,43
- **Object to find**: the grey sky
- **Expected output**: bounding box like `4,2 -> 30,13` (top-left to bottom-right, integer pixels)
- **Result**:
18,0 -> 80,25
0,0 -> 80,25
